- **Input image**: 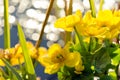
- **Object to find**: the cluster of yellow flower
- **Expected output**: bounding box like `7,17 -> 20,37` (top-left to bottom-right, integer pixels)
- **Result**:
0,42 -> 84,75
54,10 -> 120,42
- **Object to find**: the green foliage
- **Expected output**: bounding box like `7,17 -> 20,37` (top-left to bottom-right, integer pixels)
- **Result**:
2,58 -> 23,80
112,48 -> 120,66
100,75 -> 113,80
17,23 -> 36,80
58,36 -> 119,80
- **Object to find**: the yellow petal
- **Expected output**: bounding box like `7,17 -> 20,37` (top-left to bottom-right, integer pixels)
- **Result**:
54,10 -> 81,32
44,63 -> 61,74
38,47 -> 48,56
75,10 -> 82,19
0,60 -> 5,66
29,47 -> 37,58
97,10 -> 113,27
37,47 -> 53,66
74,65 -> 84,74
83,11 -> 93,23
38,54 -> 52,67
74,59 -> 84,74
10,57 -> 24,66
65,52 -> 81,67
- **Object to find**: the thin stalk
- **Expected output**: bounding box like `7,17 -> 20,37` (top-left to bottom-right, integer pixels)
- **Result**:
64,0 -> 67,16
99,0 -> 104,11
64,0 -> 73,44
67,0 -> 72,15
89,0 -> 96,17
35,0 -> 54,48
4,0 -> 10,49
74,27 -> 87,52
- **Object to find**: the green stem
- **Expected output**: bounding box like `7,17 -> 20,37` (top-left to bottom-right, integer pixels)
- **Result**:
4,0 -> 10,49
99,0 -> 104,11
35,0 -> 54,48
67,0 -> 72,15
93,44 -> 103,53
64,0 -> 73,44
74,27 -> 87,52
89,0 -> 96,17
64,0 -> 67,16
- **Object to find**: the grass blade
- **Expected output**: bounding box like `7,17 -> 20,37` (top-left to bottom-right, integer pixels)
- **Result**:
17,23 -> 36,80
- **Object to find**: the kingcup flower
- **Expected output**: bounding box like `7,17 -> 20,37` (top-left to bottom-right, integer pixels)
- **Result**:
37,43 -> 84,74
0,42 -> 37,66
54,10 -> 120,42
54,10 -> 82,32
1,0 -> 120,79
96,10 -> 120,39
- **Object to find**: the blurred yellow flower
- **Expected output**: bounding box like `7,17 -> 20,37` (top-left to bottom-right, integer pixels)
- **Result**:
96,10 -> 120,39
5,47 -> 24,66
0,60 -> 5,66
38,44 -> 83,74
54,10 -> 82,32
0,42 -> 38,66
15,42 -> 37,59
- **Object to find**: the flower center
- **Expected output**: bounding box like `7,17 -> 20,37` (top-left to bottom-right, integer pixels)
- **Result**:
51,53 -> 65,63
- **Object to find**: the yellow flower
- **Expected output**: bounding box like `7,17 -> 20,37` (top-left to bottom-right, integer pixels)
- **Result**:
3,48 -> 24,66
96,10 -> 120,39
76,11 -> 109,42
11,42 -> 38,65
0,42 -> 38,66
38,44 -> 83,74
54,10 -> 82,32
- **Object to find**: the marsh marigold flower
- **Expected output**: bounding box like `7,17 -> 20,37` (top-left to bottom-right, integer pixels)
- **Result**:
75,11 -> 109,42
0,42 -> 37,66
38,43 -> 84,74
54,10 -> 82,32
96,10 -> 120,39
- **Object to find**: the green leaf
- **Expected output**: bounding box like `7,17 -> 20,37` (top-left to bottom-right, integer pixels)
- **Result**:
2,58 -> 23,80
17,23 -> 36,80
108,45 -> 118,58
4,0 -> 10,49
112,48 -> 120,66
94,48 -> 111,73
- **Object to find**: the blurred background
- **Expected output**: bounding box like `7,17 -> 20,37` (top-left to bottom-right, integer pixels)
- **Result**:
0,0 -> 120,80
